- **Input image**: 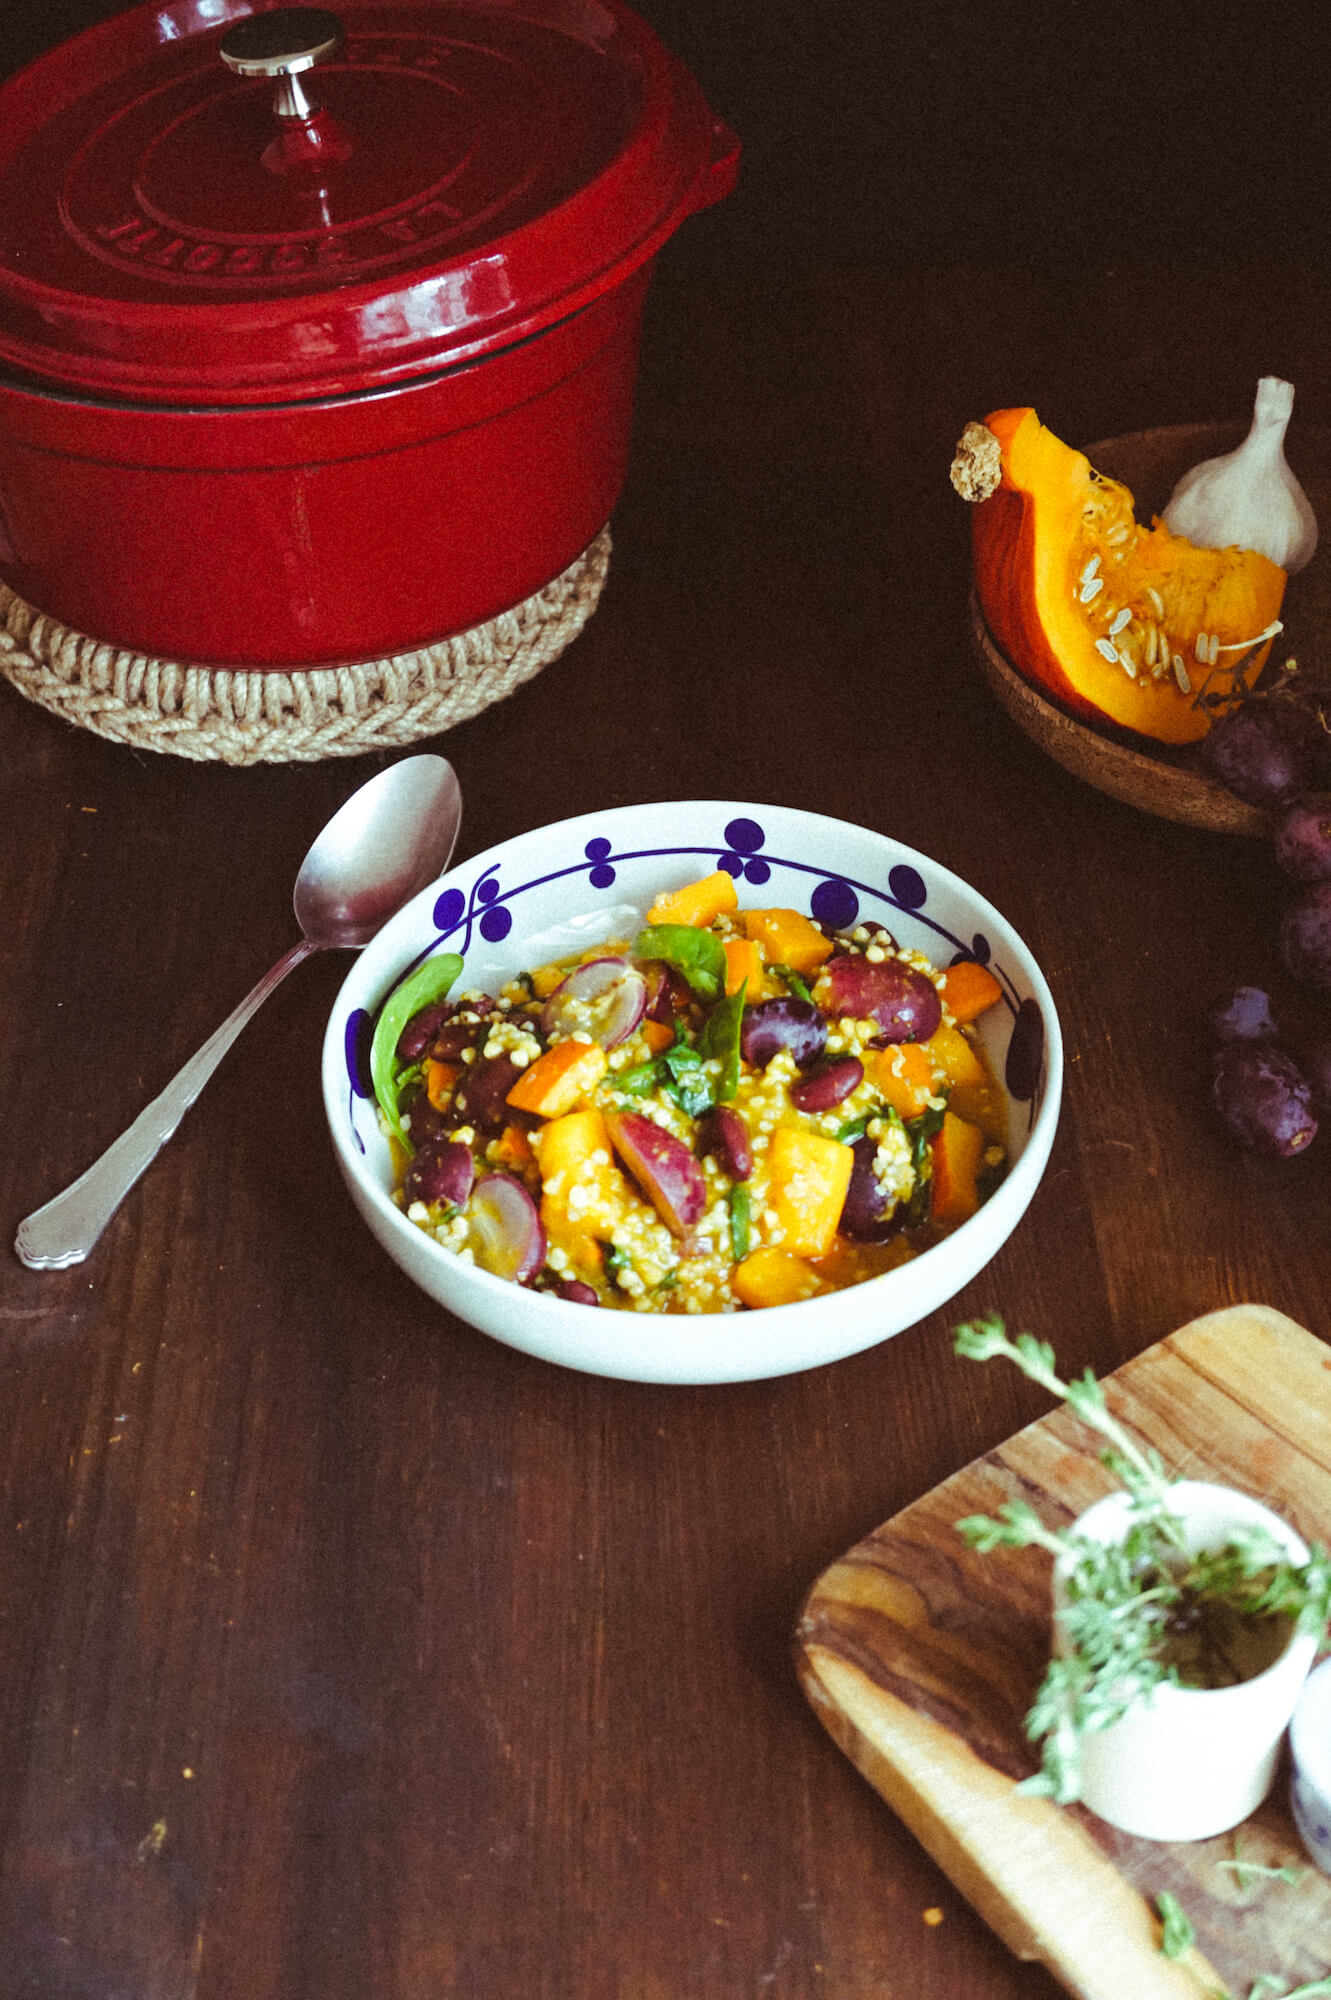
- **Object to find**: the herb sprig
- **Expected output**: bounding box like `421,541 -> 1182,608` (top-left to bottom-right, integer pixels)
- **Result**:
953,1315 -> 1331,1805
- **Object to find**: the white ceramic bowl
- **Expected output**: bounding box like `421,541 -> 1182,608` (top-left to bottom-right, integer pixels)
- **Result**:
321,801 -> 1063,1383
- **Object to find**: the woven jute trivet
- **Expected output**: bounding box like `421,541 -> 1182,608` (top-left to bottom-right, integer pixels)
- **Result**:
0,526 -> 611,766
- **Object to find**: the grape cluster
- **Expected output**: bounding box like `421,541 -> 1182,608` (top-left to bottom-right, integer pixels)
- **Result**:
1200,676 -> 1331,1156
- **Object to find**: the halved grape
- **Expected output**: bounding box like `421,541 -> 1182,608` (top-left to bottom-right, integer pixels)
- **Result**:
466,1174 -> 547,1283
604,1110 -> 706,1234
541,957 -> 648,1048
739,997 -> 827,1070
819,954 -> 941,1042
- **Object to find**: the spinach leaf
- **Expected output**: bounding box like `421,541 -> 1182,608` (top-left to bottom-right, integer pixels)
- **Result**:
697,982 -> 746,1102
370,951 -> 464,1145
661,1042 -> 715,1118
615,1058 -> 664,1097
729,1184 -> 751,1262
633,923 -> 725,1002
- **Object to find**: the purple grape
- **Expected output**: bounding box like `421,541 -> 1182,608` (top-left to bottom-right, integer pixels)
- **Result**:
403,1138 -> 475,1209
1280,881 -> 1331,988
1212,1043 -> 1317,1157
700,1105 -> 753,1181
1200,703 -> 1325,807
1208,986 -> 1278,1044
604,1111 -> 707,1235
820,954 -> 942,1042
541,957 -> 647,1049
790,1055 -> 864,1112
467,1174 -> 546,1283
1274,795 -> 1331,883
739,997 -> 827,1070
838,1134 -> 902,1242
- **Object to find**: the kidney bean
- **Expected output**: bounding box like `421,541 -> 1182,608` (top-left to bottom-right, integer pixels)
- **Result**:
403,1138 -> 475,1209
790,1055 -> 863,1113
453,1052 -> 524,1131
701,1105 -> 753,1181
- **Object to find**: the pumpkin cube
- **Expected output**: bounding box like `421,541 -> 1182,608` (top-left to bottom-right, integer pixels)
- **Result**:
742,907 -> 834,976
646,870 -> 739,928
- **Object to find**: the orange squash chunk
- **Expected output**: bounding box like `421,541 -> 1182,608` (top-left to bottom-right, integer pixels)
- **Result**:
506,1039 -> 607,1118
964,407 -> 1286,744
742,908 -> 834,975
723,935 -> 765,998
767,1127 -> 854,1259
939,958 -> 1002,1023
923,1022 -> 987,1090
534,1109 -> 631,1248
733,1247 -> 822,1309
646,870 -> 738,928
864,1043 -> 936,1121
927,1111 -> 985,1226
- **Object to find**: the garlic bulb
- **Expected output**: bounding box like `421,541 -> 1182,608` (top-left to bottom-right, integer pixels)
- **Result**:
1162,377 -> 1318,573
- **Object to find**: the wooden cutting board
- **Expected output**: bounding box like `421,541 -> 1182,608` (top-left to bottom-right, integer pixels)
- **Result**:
795,1305 -> 1331,2000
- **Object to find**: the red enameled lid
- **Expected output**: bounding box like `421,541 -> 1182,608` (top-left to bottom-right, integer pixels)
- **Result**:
0,0 -> 737,405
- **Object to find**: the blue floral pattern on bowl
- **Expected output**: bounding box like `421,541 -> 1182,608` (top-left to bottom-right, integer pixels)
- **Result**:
341,811 -> 1047,1150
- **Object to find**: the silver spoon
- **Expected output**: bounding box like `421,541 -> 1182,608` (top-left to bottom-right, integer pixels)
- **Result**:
15,754 -> 462,1271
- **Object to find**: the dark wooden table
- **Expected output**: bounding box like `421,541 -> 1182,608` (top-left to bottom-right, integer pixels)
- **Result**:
3,4 -> 1331,1996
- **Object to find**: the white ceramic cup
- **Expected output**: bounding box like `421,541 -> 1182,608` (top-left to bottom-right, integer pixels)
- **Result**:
1055,1480 -> 1317,1842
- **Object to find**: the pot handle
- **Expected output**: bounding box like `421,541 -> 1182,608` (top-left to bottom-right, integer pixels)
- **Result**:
220,7 -> 354,173
692,114 -> 741,212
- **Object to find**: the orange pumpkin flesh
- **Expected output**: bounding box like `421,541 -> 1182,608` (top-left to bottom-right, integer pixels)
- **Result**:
968,407 -> 1287,745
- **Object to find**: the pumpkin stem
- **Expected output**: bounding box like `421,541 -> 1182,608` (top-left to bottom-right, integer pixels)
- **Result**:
950,423 -> 1003,503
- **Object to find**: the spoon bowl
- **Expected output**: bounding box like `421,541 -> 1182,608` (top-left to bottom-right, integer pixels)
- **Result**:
15,754 -> 462,1271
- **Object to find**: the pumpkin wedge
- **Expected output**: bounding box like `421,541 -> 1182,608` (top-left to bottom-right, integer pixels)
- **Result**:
953,408 -> 1287,744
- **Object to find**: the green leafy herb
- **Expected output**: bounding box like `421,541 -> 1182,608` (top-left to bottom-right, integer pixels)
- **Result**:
633,923 -> 725,1002
1217,1833 -> 1306,1890
1155,1890 -> 1194,1960
660,1042 -> 715,1118
772,963 -> 813,1004
698,981 -> 746,1102
729,1184 -> 751,1262
836,1113 -> 872,1143
370,951 -> 464,1146
952,1316 -> 1331,1806
615,1059 -> 663,1097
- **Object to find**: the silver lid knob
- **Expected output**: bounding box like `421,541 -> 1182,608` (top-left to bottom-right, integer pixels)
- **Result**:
220,8 -> 345,120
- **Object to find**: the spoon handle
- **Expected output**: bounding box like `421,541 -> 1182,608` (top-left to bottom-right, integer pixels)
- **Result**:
15,938 -> 320,1271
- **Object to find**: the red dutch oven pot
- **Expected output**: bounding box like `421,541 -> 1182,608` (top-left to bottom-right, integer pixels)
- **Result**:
0,0 -> 738,665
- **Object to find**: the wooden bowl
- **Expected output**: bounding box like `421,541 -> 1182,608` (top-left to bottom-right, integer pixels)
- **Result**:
968,420 -> 1331,837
